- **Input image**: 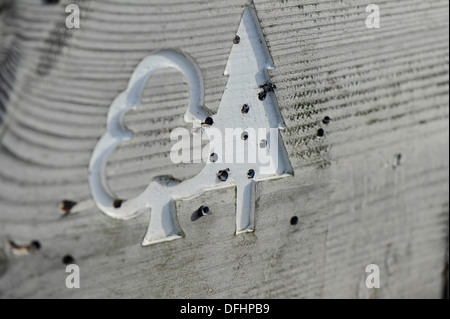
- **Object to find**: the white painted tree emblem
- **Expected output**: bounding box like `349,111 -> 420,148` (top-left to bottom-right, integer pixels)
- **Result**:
89,4 -> 293,246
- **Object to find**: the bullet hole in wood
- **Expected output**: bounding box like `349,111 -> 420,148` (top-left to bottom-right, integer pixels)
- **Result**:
60,200 -> 77,217
258,91 -> 267,101
259,82 -> 277,101
317,128 -> 325,137
204,117 -> 214,126
290,216 -> 299,225
323,116 -> 331,125
191,206 -> 211,222
199,206 -> 210,216
241,131 -> 249,141
30,241 -> 41,251
113,199 -> 123,209
62,255 -> 75,265
210,153 -> 218,163
233,35 -> 241,44
241,104 -> 250,114
217,169 -> 230,182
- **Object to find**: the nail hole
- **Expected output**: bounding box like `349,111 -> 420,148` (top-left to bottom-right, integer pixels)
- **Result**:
30,241 -> 41,251
204,117 -> 214,126
113,200 -> 123,209
259,83 -> 277,101
241,131 -> 249,141
217,169 -> 229,182
317,129 -> 325,137
199,206 -> 210,216
60,200 -> 77,216
247,169 -> 255,179
290,217 -> 299,225
322,116 -> 331,125
62,255 -> 75,265
241,104 -> 250,114
233,35 -> 241,44
210,153 -> 218,163
191,206 -> 211,221
258,91 -> 267,101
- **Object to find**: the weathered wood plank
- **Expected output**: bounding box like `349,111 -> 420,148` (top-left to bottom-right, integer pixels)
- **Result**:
0,0 -> 448,298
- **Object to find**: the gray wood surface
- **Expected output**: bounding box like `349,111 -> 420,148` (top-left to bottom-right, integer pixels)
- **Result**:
0,0 -> 448,299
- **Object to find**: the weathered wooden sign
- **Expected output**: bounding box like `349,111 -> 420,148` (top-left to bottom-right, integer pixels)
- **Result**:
0,0 -> 447,300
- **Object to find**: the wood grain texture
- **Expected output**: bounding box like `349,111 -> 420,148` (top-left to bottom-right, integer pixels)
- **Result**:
0,0 -> 448,298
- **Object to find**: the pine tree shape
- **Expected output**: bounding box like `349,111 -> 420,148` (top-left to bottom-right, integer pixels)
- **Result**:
89,2 -> 293,246
206,4 -> 293,234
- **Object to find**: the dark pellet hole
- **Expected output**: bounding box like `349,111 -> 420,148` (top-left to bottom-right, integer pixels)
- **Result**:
210,153 -> 218,163
233,35 -> 241,44
113,200 -> 123,209
241,131 -> 249,141
31,241 -> 41,251
290,217 -> 299,226
322,116 -> 331,125
61,200 -> 77,214
191,206 -> 211,221
217,169 -> 229,182
199,206 -> 210,216
247,169 -> 255,179
258,91 -> 267,101
62,255 -> 75,265
241,104 -> 250,114
43,0 -> 60,4
204,117 -> 214,126
317,129 -> 325,137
